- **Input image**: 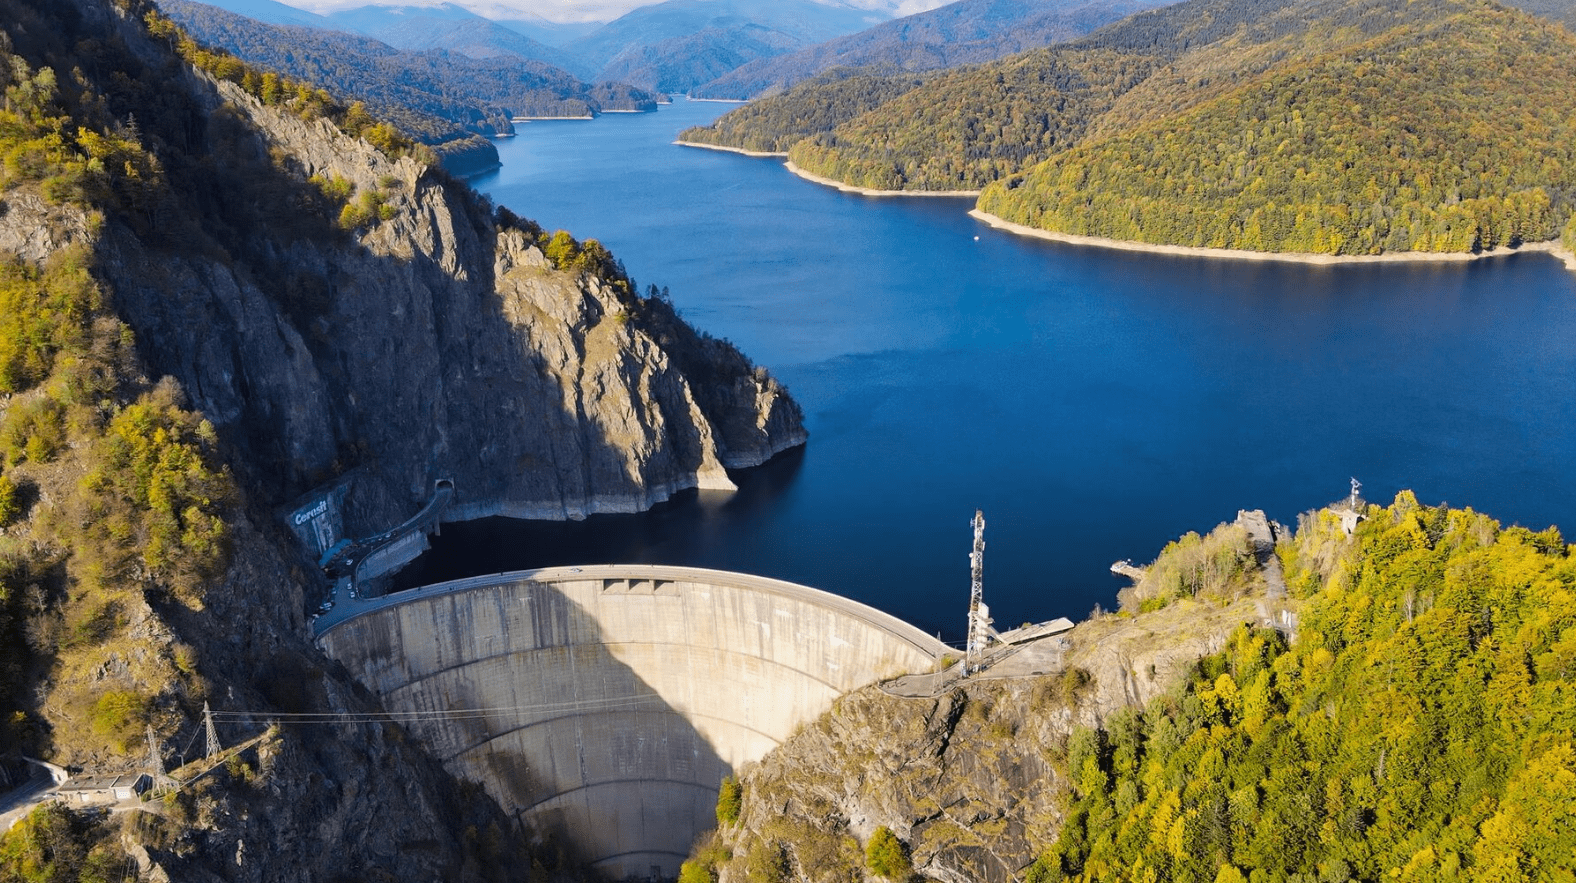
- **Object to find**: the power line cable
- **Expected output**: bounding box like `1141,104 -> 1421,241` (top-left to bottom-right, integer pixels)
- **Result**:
207,692 -> 669,725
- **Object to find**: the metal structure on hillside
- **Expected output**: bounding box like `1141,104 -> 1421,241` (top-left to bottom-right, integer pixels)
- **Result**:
204,701 -> 222,759
965,510 -> 997,673
145,725 -> 164,778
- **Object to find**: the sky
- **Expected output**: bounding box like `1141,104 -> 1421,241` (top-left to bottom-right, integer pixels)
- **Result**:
287,0 -> 950,24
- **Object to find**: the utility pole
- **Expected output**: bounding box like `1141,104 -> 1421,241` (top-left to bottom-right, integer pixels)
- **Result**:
965,510 -> 994,674
204,701 -> 222,759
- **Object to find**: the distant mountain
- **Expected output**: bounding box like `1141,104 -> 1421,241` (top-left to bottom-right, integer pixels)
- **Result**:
691,0 -> 1173,99
160,0 -> 659,153
568,0 -> 889,88
174,0 -> 334,28
593,24 -> 811,93
492,16 -> 601,46
1505,0 -> 1576,26
324,3 -> 590,75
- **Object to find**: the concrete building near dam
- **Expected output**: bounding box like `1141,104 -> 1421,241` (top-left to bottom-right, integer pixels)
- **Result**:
318,565 -> 948,879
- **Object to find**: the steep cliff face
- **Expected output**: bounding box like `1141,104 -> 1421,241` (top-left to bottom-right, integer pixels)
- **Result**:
79,72 -> 803,530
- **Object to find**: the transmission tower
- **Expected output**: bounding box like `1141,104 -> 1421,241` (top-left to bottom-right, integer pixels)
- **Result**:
965,510 -> 995,674
145,725 -> 164,778
204,701 -> 222,758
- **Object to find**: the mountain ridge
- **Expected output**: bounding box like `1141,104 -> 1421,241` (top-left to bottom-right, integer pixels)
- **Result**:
689,0 -> 1172,100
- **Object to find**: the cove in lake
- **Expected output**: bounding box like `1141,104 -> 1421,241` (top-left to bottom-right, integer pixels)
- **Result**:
397,99 -> 1576,642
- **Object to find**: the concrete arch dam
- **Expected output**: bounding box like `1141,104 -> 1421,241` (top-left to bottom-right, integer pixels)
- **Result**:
317,565 -> 948,879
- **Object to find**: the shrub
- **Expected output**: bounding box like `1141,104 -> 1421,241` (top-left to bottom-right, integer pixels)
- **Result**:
74,387 -> 235,600
678,860 -> 717,883
89,689 -> 150,752
0,474 -> 18,527
743,842 -> 789,883
716,775 -> 742,826
865,826 -> 912,880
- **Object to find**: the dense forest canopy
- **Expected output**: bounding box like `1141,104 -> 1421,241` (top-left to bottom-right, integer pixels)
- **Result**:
1030,493 -> 1576,881
979,3 -> 1576,254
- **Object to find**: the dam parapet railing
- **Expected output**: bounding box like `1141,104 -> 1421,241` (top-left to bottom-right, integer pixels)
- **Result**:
314,563 -> 948,660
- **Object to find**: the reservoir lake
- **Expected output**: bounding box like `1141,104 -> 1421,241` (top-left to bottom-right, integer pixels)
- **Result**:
404,98 -> 1576,642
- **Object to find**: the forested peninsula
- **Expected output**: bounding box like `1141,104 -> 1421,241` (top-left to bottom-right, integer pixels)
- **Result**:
684,0 -> 1576,258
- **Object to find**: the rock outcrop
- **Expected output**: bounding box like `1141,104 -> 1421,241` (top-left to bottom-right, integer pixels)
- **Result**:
698,528 -> 1292,883
75,71 -> 804,531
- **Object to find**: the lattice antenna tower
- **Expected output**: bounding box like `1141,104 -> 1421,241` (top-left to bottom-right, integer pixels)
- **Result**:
965,510 -> 994,674
204,701 -> 222,758
1349,477 -> 1362,508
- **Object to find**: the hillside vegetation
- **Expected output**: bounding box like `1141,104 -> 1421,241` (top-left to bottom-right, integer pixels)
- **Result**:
786,46 -> 1160,190
0,34 -> 236,759
688,0 -> 1576,254
679,68 -> 935,154
1031,494 -> 1576,881
979,5 -> 1576,253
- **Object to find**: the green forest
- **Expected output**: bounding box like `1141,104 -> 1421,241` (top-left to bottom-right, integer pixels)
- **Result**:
680,69 -> 932,154
979,7 -> 1576,254
687,0 -> 1576,255
1030,493 -> 1576,882
784,47 -> 1158,191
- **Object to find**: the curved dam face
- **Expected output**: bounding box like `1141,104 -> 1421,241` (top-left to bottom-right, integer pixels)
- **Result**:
318,565 -> 947,879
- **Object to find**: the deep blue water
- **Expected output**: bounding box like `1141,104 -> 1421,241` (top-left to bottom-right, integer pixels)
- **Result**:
405,99 -> 1576,641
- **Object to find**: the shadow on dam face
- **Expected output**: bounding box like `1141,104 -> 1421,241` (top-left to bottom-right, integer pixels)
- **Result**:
318,566 -> 947,880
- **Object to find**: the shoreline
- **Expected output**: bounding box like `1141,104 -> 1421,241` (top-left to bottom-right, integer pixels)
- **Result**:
511,115 -> 594,122
674,140 -> 787,158
784,161 -> 981,199
969,209 -> 1576,270
685,97 -> 748,103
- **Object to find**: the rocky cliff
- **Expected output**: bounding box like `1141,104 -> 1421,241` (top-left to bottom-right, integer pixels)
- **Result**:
82,72 -> 803,532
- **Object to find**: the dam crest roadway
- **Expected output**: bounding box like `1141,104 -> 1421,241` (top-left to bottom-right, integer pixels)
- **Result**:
316,564 -> 949,880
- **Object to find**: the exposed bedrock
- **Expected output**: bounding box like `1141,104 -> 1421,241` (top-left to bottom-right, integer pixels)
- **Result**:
57,73 -> 805,534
